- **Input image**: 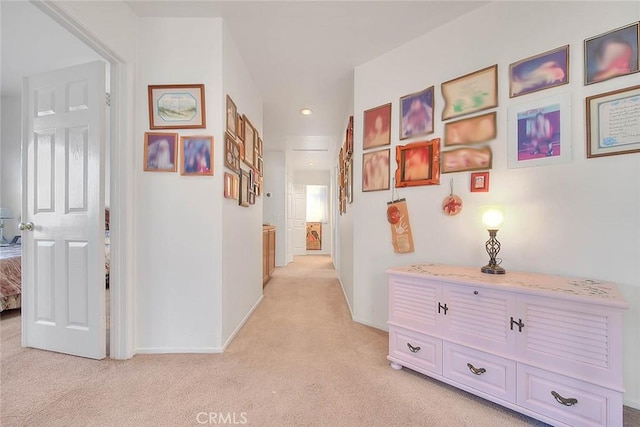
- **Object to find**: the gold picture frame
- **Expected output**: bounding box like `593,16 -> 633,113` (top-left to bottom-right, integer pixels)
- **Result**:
148,84 -> 206,130
441,65 -> 498,121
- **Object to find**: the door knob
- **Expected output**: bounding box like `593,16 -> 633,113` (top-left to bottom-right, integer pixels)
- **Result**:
19,222 -> 34,231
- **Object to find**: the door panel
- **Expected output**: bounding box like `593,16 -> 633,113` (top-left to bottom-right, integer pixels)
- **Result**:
292,184 -> 306,255
23,61 -> 106,359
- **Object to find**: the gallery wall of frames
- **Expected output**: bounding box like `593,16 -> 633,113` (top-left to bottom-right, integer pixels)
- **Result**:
143,85 -> 264,208
355,22 -> 639,197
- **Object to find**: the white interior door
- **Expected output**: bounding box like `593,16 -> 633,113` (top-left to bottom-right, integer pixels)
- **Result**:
292,184 -> 306,256
286,179 -> 294,263
22,61 -> 106,359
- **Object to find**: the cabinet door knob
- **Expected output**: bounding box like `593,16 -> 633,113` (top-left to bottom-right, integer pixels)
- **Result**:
551,391 -> 578,406
467,363 -> 487,375
407,343 -> 421,353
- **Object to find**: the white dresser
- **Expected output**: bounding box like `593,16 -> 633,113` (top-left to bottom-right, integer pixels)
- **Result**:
387,264 -> 628,427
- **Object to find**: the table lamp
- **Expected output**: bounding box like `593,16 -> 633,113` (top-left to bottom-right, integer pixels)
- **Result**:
0,207 -> 14,246
481,208 -> 505,275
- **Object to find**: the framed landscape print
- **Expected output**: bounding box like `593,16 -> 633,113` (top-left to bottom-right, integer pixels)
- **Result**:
362,148 -> 390,192
224,133 -> 241,172
442,146 -> 492,173
363,103 -> 392,150
509,45 -> 569,97
400,86 -> 434,140
226,95 -> 237,138
585,22 -> 639,85
395,139 -> 441,188
148,84 -> 206,129
180,136 -> 213,176
444,112 -> 497,146
442,65 -> 498,120
586,84 -> 640,158
143,132 -> 178,172
243,115 -> 257,168
508,93 -> 571,168
470,172 -> 489,192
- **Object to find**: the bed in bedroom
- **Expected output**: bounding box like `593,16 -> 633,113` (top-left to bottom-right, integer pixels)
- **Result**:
0,234 -> 111,313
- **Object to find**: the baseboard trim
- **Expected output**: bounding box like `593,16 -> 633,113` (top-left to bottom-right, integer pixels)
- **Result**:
337,278 -> 354,319
624,398 -> 640,410
136,347 -> 223,354
221,295 -> 264,351
353,316 -> 388,332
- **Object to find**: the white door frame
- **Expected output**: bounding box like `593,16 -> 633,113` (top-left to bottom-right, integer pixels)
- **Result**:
32,0 -> 135,359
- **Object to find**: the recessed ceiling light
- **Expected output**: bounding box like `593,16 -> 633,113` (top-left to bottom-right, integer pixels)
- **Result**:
300,108 -> 313,116
308,162 -> 314,166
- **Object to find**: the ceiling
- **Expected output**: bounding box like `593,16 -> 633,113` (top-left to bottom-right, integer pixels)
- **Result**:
0,1 -> 102,97
126,1 -> 488,171
1,1 -> 488,172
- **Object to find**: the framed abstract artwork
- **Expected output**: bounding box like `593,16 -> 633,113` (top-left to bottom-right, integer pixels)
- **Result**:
148,84 -> 206,129
441,146 -> 492,174
180,136 -> 213,176
444,112 -> 497,146
508,93 -> 571,168
363,103 -> 392,150
143,132 -> 178,172
400,86 -> 434,140
586,84 -> 640,158
362,148 -> 390,192
395,138 -> 441,188
509,45 -> 569,98
470,172 -> 489,192
243,115 -> 257,168
585,22 -> 639,85
441,65 -> 498,121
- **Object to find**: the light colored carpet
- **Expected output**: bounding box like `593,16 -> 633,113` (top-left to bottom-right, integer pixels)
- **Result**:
1,255 -> 638,426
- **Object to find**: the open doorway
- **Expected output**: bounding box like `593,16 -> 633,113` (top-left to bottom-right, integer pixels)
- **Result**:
0,1 -> 118,358
290,170 -> 333,257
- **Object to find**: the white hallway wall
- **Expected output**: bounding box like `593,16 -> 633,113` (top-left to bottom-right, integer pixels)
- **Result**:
263,150 -> 287,267
351,1 -> 640,407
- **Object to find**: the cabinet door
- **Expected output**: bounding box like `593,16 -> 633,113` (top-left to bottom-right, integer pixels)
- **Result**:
516,295 -> 623,390
388,275 -> 441,334
268,229 -> 276,275
262,230 -> 269,284
442,285 -> 517,356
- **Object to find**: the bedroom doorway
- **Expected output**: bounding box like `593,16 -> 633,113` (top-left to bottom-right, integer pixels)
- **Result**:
1,0 -> 133,359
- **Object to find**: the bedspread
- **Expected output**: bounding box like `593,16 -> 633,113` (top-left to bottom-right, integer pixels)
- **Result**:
0,246 -> 22,312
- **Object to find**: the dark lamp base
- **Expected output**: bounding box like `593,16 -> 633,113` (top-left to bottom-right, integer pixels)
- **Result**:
481,265 -> 506,275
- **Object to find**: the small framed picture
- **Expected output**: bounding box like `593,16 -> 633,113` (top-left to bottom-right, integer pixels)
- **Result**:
586,84 -> 640,158
180,136 -> 213,176
224,172 -> 235,199
442,146 -> 492,174
509,45 -> 569,98
243,115 -> 257,168
395,138 -> 441,188
362,148 -> 390,192
585,23 -> 639,85
400,86 -> 434,140
148,84 -> 206,129
237,114 -> 245,142
257,157 -> 264,177
363,103 -> 392,150
224,133 -> 241,173
444,112 -> 497,146
143,132 -> 178,172
226,95 -> 237,138
249,190 -> 256,205
442,65 -> 498,121
508,93 -> 571,168
239,169 -> 250,207
470,172 -> 489,192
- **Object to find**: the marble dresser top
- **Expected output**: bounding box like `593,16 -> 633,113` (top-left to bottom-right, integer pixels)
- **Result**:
388,264 -> 628,308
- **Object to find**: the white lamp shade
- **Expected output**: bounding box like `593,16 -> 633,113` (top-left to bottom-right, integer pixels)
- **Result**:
0,207 -> 14,220
482,208 -> 504,230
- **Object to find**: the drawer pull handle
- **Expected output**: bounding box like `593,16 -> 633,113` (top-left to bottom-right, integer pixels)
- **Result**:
407,343 -> 421,353
466,363 -> 486,375
551,391 -> 578,406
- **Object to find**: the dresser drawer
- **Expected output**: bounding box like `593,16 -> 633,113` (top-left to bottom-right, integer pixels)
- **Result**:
389,326 -> 442,375
443,342 -> 516,403
517,364 -> 622,427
